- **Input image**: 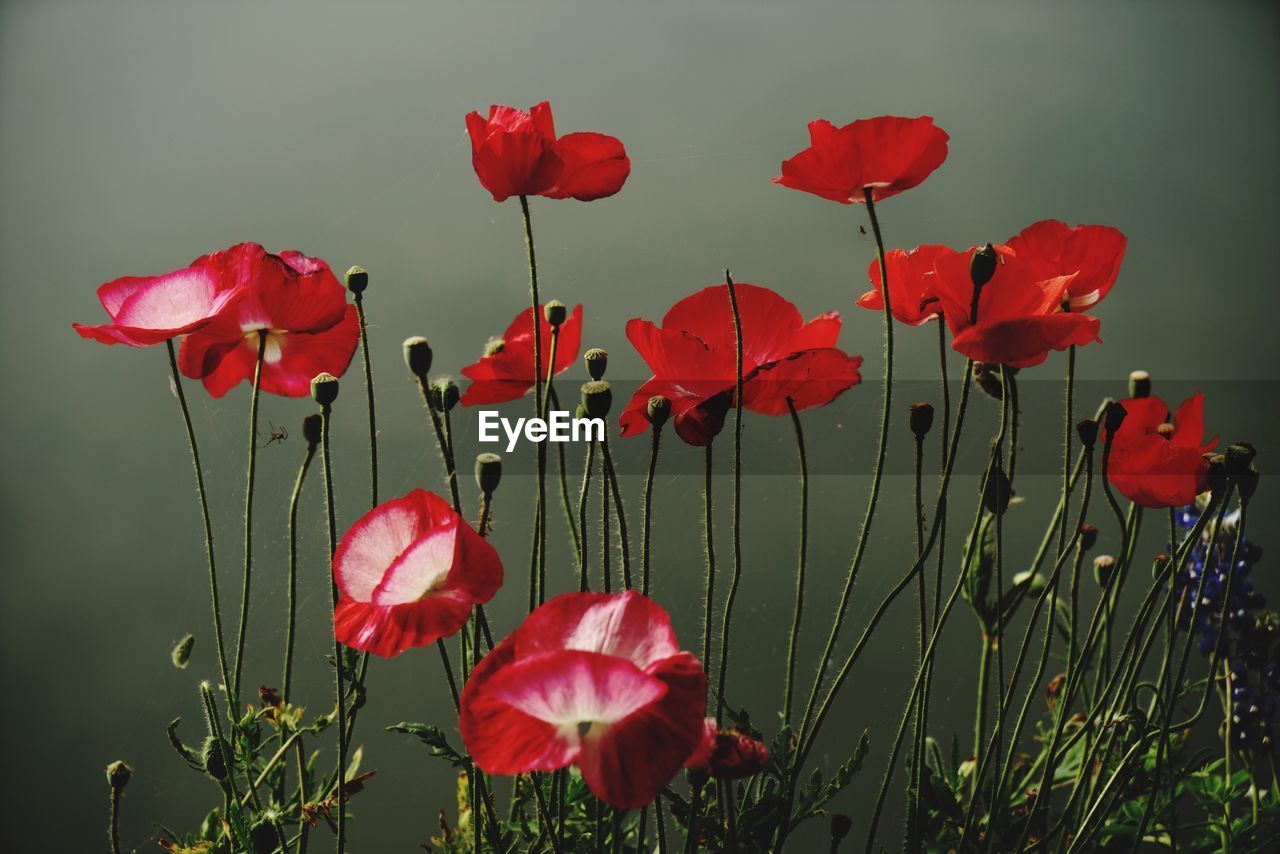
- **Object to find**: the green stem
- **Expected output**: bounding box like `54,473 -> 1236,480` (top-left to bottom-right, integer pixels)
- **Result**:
549,386 -> 581,559
108,788 -> 122,854
354,293 -> 378,507
716,273 -> 745,722
972,635 -> 992,799
421,383 -> 462,512
782,398 -> 808,729
642,424 -> 663,596
320,402 -> 347,854
600,444 -> 611,594
682,783 -> 703,854
701,441 -> 716,679
282,439 -> 317,700
601,436 -> 631,590
578,441 -> 595,592
232,330 -> 268,709
906,429 -> 926,847
164,341 -> 232,708
518,195 -> 548,612
1058,345 -> 1075,554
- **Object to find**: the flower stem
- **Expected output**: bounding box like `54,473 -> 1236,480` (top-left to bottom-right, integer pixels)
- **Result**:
232,330 -> 268,709
642,423 -> 664,597
319,401 -> 347,854
548,386 -> 582,559
164,341 -> 232,708
701,441 -> 716,679
1059,345 -> 1076,554
282,438 -> 317,700
578,440 -> 595,592
782,398 -> 808,730
420,382 -> 462,512
354,292 -> 378,507
905,425 -> 926,842
797,190 -> 895,744
600,446 -> 611,594
716,273 -> 745,722
108,785 -> 122,854
601,435 -> 631,590
518,194 -> 548,611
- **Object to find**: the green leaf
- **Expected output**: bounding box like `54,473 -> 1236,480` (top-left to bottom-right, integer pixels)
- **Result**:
386,722 -> 467,768
165,717 -> 203,770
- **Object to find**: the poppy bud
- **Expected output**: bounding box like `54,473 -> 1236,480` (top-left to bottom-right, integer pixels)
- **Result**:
1224,443 -> 1256,478
585,348 -> 608,381
1075,419 -> 1099,452
647,395 -> 671,429
972,362 -> 1005,400
970,243 -> 999,288
544,300 -> 567,328
1046,673 -> 1066,711
1128,370 -> 1151,399
202,736 -> 231,781
1078,523 -> 1098,552
345,265 -> 369,296
431,378 -> 460,412
909,402 -> 935,439
1238,465 -> 1260,501
105,760 -> 132,791
250,821 -> 278,854
310,373 -> 339,407
830,814 -> 853,845
475,453 -> 502,496
302,414 -> 323,449
983,465 -> 1012,516
1093,555 -> 1116,587
403,336 -> 433,379
582,381 -> 612,420
1205,453 -> 1228,494
1103,401 -> 1127,437
1152,553 -> 1171,581
171,634 -> 195,669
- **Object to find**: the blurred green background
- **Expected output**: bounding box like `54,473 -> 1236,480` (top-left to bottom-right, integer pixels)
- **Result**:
2,1 -> 1277,850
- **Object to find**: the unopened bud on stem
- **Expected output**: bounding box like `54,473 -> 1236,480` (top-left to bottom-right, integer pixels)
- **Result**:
585,348 -> 608,381
403,336 -> 433,379
647,395 -> 671,429
582,381 -> 612,419
302,413 -> 323,449
544,300 -> 567,328
909,402 -> 935,439
431,378 -> 460,412
475,453 -> 502,496
1093,555 -> 1116,587
106,760 -> 132,791
310,373 -> 339,407
1128,370 -> 1151,399
345,265 -> 369,296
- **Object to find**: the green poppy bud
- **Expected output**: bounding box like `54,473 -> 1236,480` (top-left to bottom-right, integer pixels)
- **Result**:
909,402 -> 935,439
310,373 -> 339,407
105,760 -> 132,791
1093,555 -> 1116,588
970,243 -> 999,288
403,336 -> 433,379
1075,419 -> 1099,452
585,348 -> 608,381
647,395 -> 671,429
202,736 -> 231,781
983,465 -> 1012,516
582,381 -> 612,419
1103,401 -> 1127,437
1224,443 -> 1256,478
171,634 -> 195,669
475,453 -> 502,496
1078,523 -> 1098,552
1238,465 -> 1260,501
431,377 -> 460,412
345,265 -> 369,296
302,413 -> 323,449
544,300 -> 567,328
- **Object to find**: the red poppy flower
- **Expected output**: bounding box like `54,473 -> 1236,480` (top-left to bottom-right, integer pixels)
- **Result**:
774,116 -> 949,204
619,284 -> 862,444
460,304 -> 584,406
856,244 -> 959,326
74,258 -> 244,347
466,102 -> 630,202
176,243 -> 359,398
1006,220 -> 1127,311
333,489 -> 503,657
684,717 -> 770,780
461,591 -> 706,809
928,246 -> 1100,368
1104,394 -> 1218,509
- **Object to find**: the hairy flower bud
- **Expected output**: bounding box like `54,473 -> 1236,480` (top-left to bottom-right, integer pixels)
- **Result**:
585,348 -> 608,381
1205,453 -> 1228,494
544,300 -> 567,328
310,373 -> 339,407
1224,443 -> 1256,478
1103,401 -> 1127,437
202,736 -> 231,781
345,265 -> 369,296
1078,523 -> 1098,552
403,336 -> 433,379
830,814 -> 853,845
1075,419 -> 1099,452
1046,674 -> 1066,711
1128,370 -> 1151,399
171,634 -> 195,669
582,381 -> 612,419
970,243 -> 999,288
431,378 -> 460,412
302,413 -> 323,449
1152,553 -> 1171,581
475,453 -> 502,496
1093,554 -> 1116,588
105,760 -> 132,791
972,362 -> 1012,401
1238,465 -> 1260,501
909,402 -> 935,439
983,465 -> 1012,516
647,395 -> 671,429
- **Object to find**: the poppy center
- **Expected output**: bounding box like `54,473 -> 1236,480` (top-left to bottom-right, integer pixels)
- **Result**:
240,326 -> 287,364
1157,422 -> 1176,439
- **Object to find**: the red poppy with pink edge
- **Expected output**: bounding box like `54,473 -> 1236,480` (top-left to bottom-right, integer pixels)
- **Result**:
1006,219 -> 1127,311
460,304 -> 583,406
1104,394 -> 1217,509
466,102 -> 630,203
460,591 -> 706,809
774,115 -> 949,204
177,243 -> 359,398
332,489 -> 502,658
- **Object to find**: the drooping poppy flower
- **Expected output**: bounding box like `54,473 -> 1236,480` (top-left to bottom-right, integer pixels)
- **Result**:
74,258 -> 245,347
774,116 -> 949,204
619,284 -> 862,444
1104,394 -> 1218,509
460,304 -> 584,406
177,243 -> 359,398
929,246 -> 1100,368
684,717 -> 770,780
460,591 -> 706,809
333,489 -> 503,657
856,244 -> 959,326
1006,220 -> 1127,311
466,102 -> 630,202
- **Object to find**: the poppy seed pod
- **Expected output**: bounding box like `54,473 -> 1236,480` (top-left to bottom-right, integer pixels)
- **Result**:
171,634 -> 195,669
1103,401 -> 1127,437
202,736 -> 231,781
1078,523 -> 1098,552
585,348 -> 608,381
1238,465 -> 1260,501
983,465 -> 1012,516
647,395 -> 671,428
432,378 -> 460,412
830,814 -> 853,844
105,760 -> 132,790
403,336 -> 433,379
1093,555 -> 1116,588
1224,443 -> 1256,478
1128,370 -> 1151,399
345,265 -> 369,296
582,380 -> 612,419
310,373 -> 339,407
970,243 -> 999,288
475,453 -> 502,496
302,413 -> 323,449
1205,453 -> 1228,494
1076,419 -> 1099,452
909,402 -> 935,439
544,300 -> 567,328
